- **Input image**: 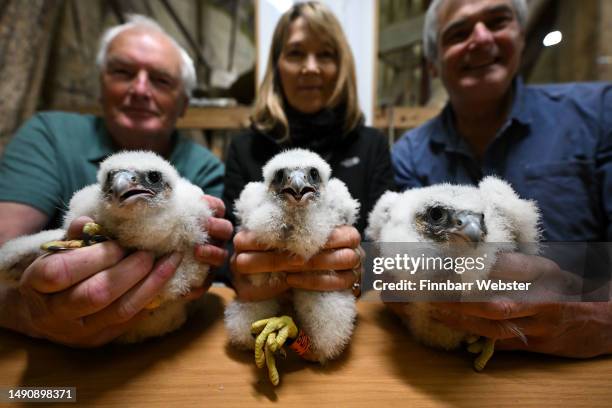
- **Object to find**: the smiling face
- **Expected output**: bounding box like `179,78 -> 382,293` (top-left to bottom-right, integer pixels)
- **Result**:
100,28 -> 188,143
432,0 -> 524,104
277,17 -> 339,114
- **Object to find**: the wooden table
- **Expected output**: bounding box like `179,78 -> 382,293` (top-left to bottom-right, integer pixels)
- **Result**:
1,286 -> 611,407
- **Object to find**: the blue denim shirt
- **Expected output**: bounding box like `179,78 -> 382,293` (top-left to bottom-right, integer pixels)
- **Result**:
392,78 -> 612,241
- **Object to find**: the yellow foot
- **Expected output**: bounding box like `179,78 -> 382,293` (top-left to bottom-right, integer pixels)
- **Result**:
41,240 -> 86,251
82,222 -> 110,245
251,315 -> 299,386
465,335 -> 480,344
473,338 -> 496,372
145,296 -> 163,310
467,339 -> 484,354
41,222 -> 110,252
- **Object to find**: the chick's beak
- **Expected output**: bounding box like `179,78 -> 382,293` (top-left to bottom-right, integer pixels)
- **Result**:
449,210 -> 486,243
111,170 -> 154,203
282,170 -> 316,202
112,170 -> 137,199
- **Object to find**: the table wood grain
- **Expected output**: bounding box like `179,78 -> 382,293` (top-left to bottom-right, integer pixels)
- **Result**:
1,286 -> 610,407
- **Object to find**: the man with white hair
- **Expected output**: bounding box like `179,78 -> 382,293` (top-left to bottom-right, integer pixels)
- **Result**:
391,0 -> 612,358
0,15 -> 232,346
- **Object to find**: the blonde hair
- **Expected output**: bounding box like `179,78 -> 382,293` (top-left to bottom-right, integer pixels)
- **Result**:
252,1 -> 363,141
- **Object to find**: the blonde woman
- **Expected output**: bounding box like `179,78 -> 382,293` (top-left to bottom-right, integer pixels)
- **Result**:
223,2 -> 394,300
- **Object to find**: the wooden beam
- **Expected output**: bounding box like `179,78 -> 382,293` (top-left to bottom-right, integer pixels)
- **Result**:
52,106 -> 251,129
373,106 -> 439,129
600,0 -> 612,80
159,0 -> 211,72
378,14 -> 424,55
177,106 -> 251,129
53,105 -> 438,130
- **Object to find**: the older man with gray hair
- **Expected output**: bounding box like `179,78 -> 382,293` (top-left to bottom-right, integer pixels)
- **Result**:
391,0 -> 612,358
0,15 -> 232,346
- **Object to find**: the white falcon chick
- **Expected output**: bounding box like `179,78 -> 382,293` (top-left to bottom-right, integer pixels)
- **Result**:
224,148 -> 359,385
366,176 -> 540,370
0,151 -> 212,343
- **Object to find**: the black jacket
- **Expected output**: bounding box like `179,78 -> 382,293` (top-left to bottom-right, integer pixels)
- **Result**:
223,125 -> 396,235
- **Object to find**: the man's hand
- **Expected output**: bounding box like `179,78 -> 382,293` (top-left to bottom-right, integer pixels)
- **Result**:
194,195 -> 232,267
3,216 -> 183,347
231,225 -> 363,302
426,253 -> 612,358
430,301 -> 612,358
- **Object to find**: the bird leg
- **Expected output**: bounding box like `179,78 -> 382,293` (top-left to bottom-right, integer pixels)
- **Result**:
40,222 -> 164,310
41,239 -> 87,251
251,315 -> 299,386
82,222 -> 110,244
465,334 -> 484,354
41,222 -> 110,252
466,337 -> 496,371
144,297 -> 163,310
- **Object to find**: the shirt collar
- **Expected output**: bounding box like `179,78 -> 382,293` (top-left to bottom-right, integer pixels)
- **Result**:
430,104 -> 474,156
430,76 -> 532,153
507,76 -> 533,126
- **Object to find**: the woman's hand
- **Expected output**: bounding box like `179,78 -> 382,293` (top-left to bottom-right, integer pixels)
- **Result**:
231,225 -> 363,301
193,195 -> 233,267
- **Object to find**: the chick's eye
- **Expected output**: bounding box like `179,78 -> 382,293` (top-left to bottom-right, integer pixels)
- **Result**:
309,168 -> 319,182
147,171 -> 162,184
273,170 -> 284,185
428,206 -> 447,224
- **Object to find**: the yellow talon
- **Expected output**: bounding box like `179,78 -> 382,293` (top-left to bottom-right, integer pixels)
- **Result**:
251,318 -> 270,334
467,339 -> 484,354
83,222 -> 105,236
266,343 -> 280,386
41,222 -> 111,252
41,240 -> 86,252
83,222 -> 110,244
473,338 -> 496,371
465,335 -> 479,344
145,297 -> 162,310
250,315 -> 299,385
267,332 -> 278,352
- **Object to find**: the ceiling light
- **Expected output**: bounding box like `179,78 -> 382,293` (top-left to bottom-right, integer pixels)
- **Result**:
543,31 -> 562,47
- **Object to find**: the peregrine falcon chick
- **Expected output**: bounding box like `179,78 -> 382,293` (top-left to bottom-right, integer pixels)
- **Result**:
0,151 -> 212,343
224,148 -> 359,385
366,176 -> 540,370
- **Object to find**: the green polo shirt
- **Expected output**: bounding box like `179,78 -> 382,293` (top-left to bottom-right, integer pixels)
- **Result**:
0,112 -> 224,229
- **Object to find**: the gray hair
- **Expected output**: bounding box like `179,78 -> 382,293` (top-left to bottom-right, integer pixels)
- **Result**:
96,14 -> 197,96
423,0 -> 528,62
